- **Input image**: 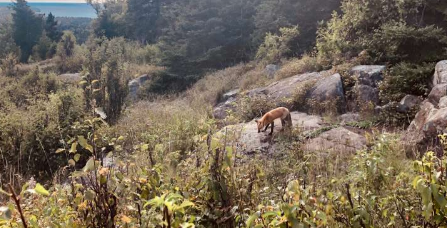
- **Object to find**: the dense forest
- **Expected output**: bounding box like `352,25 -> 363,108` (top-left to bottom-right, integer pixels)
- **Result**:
2,0 -> 447,227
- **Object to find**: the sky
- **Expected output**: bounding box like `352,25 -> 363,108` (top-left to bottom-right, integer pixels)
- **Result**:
0,0 -> 87,2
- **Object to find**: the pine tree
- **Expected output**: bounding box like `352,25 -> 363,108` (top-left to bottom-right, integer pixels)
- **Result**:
11,0 -> 44,62
125,0 -> 160,43
45,12 -> 62,42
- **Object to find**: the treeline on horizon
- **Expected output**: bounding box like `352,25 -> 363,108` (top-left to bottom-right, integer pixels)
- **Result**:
2,0 -> 447,95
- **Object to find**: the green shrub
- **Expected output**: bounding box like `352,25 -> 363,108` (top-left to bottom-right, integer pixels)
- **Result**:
255,26 -> 300,64
56,31 -> 84,73
380,62 -> 435,103
316,0 -> 447,65
275,54 -> 326,80
32,34 -> 56,61
0,53 -> 19,77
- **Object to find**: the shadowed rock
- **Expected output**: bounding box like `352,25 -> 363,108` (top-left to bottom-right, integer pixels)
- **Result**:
128,74 -> 150,99
303,127 -> 367,153
350,65 -> 385,109
213,71 -> 346,119
402,60 -> 447,155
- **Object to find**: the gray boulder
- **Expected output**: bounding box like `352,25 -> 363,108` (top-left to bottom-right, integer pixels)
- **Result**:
439,96 -> 447,108
303,127 -> 367,154
220,112 -> 324,154
265,64 -> 280,78
59,73 -> 81,83
351,65 -> 385,87
427,83 -> 447,105
339,112 -> 360,125
213,96 -> 238,120
213,71 -> 347,119
349,65 -> 385,110
432,60 -> 447,86
222,89 -> 240,101
397,95 -> 423,113
128,74 -> 150,99
308,73 -> 345,104
247,71 -> 325,100
402,67 -> 447,155
354,84 -> 380,105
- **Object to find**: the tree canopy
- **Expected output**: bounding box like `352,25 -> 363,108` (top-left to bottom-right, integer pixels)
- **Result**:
11,0 -> 44,62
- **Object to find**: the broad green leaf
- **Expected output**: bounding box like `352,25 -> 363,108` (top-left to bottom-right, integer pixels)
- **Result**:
144,195 -> 165,208
421,184 -> 432,206
20,183 -> 29,196
431,183 -> 447,208
78,136 -> 93,153
74,154 -> 81,162
175,201 -> 194,211
83,157 -> 95,172
55,148 -> 65,154
78,80 -> 88,87
262,211 -> 280,219
70,142 -> 78,154
34,183 -> 50,196
246,211 -> 260,228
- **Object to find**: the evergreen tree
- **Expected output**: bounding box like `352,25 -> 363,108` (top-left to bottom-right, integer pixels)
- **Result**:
91,0 -> 126,38
11,0 -> 44,62
126,0 -> 160,43
45,12 -> 62,42
253,0 -> 341,57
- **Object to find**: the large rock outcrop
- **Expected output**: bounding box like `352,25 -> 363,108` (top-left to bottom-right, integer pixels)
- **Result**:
350,65 -> 385,108
213,71 -> 346,119
222,112 -> 324,154
402,60 -> 447,155
218,111 -> 367,155
303,127 -> 367,154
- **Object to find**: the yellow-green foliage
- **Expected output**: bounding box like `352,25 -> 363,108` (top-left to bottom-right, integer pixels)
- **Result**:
316,0 -> 447,65
380,62 -> 435,103
0,53 -> 18,77
275,55 -> 326,80
4,112 -> 447,227
0,68 -> 85,185
256,26 -> 300,64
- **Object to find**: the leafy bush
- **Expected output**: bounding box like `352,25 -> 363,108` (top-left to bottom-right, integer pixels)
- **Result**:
316,0 -> 447,65
275,54 -> 326,80
255,26 -> 300,64
0,74 -> 85,184
0,19 -> 19,60
56,31 -> 85,73
32,34 -> 56,61
0,53 -> 19,77
380,62 -> 435,103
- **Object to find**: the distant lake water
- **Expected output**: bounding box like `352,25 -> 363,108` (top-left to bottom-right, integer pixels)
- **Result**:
0,2 -> 97,18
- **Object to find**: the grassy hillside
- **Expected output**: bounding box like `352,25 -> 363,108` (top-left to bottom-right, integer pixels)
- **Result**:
1,0 -> 447,227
